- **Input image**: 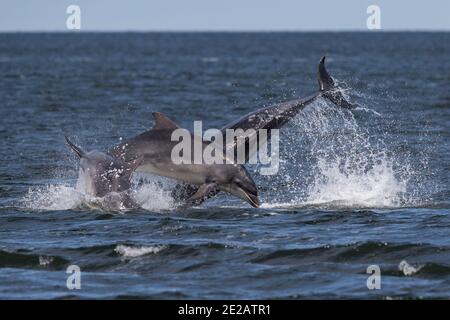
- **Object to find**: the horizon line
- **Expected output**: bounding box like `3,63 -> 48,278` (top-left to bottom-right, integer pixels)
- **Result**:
0,29 -> 449,33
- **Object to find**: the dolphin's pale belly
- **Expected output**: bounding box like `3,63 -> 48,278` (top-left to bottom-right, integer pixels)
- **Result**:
76,168 -> 95,195
136,163 -> 207,185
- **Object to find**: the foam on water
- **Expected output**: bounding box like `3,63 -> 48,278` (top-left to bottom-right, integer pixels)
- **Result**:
399,260 -> 423,276
131,173 -> 177,211
20,172 -> 177,212
262,94 -> 425,209
21,184 -> 86,211
304,158 -> 407,207
114,244 -> 166,259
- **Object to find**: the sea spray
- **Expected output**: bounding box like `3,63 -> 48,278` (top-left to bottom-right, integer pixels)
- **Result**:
131,172 -> 176,211
20,172 -> 177,212
21,184 -> 85,211
261,97 -> 419,208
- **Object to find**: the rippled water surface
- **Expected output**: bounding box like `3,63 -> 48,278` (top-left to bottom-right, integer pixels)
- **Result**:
0,33 -> 449,299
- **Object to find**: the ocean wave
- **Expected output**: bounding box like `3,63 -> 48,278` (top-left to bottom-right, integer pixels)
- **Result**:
398,260 -> 423,276
0,249 -> 68,269
114,244 -> 167,259
248,241 -> 450,268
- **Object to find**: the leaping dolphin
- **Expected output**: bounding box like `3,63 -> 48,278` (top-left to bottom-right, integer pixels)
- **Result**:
110,113 -> 260,207
222,56 -> 352,162
170,56 -> 354,204
65,136 -> 141,208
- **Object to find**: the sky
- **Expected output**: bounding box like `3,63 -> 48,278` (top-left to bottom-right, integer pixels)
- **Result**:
0,0 -> 449,32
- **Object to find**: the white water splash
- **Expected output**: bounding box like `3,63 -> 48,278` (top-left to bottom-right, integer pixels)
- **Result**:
21,184 -> 86,211
399,260 -> 423,276
20,172 -> 177,212
304,158 -> 407,208
39,255 -> 54,266
131,173 -> 176,211
263,97 -> 419,209
114,244 -> 166,259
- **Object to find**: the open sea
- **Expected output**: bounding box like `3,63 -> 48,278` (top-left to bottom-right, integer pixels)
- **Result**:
0,32 -> 449,299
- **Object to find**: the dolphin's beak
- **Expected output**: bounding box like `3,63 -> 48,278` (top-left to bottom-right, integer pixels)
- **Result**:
229,180 -> 260,208
243,190 -> 260,208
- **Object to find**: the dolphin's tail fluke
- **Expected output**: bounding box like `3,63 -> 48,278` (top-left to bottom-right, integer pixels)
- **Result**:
318,56 -> 354,109
65,136 -> 85,158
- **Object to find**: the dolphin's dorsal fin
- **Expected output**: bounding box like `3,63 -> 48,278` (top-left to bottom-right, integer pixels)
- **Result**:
152,112 -> 180,130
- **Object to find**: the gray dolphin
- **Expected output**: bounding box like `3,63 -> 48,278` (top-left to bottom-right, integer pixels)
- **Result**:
65,136 -> 140,207
222,56 -> 353,161
171,56 -> 354,203
110,113 -> 260,207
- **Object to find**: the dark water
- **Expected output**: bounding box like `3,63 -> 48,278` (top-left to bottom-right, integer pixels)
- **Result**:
0,33 -> 449,299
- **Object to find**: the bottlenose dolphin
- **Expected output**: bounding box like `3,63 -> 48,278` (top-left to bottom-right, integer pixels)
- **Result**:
171,56 -> 353,203
110,113 -> 260,207
222,56 -> 353,161
65,136 -> 140,207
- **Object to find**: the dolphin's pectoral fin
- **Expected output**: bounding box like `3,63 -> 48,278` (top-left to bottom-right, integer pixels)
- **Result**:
125,155 -> 144,172
187,182 -> 218,203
